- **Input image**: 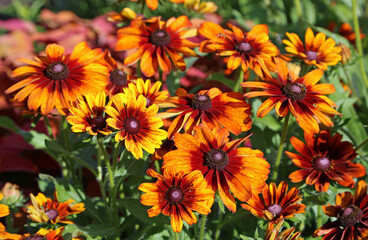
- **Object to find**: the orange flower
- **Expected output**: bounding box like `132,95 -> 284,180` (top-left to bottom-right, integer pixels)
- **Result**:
287,130 -> 366,192
129,0 -> 184,10
158,87 -> 252,139
184,0 -> 218,14
107,7 -> 138,23
242,58 -> 340,134
139,168 -> 214,232
27,191 -> 85,224
124,78 -> 169,108
314,180 -> 368,239
116,16 -> 197,77
265,219 -> 303,240
105,92 -> 167,159
5,42 -> 109,115
163,125 -> 270,212
283,27 -> 342,70
198,23 -> 278,77
241,181 -> 305,223
67,91 -> 112,136
100,50 -> 137,96
331,22 -> 365,46
0,193 -> 9,218
0,226 -> 72,240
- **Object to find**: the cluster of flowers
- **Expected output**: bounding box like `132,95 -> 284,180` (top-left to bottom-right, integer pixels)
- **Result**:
0,190 -> 85,239
2,1 -> 367,239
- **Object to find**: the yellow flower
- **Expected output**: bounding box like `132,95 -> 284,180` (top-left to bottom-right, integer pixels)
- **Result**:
27,191 -> 85,224
283,27 -> 342,70
67,91 -> 112,136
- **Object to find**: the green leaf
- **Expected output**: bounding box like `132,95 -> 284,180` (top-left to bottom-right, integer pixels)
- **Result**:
45,140 -> 69,154
119,199 -> 169,225
207,73 -> 235,89
76,223 -> 115,239
314,26 -> 351,46
239,235 -> 254,240
0,116 -> 51,150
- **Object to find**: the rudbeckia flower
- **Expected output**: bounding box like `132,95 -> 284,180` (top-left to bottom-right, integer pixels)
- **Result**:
0,226 -> 79,240
67,91 -> 112,136
241,181 -> 305,223
158,87 -> 252,139
265,219 -> 303,240
287,130 -> 366,192
5,42 -> 109,115
27,191 -> 85,224
124,78 -> 169,108
283,27 -> 342,70
105,92 -> 167,159
198,23 -> 278,78
100,50 -> 137,96
129,0 -> 185,10
314,180 -> 368,239
139,168 -> 214,233
242,58 -> 340,134
163,125 -> 270,212
116,16 -> 197,77
0,193 -> 9,218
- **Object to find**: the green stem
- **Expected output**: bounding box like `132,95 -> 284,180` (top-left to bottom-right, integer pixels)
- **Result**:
342,65 -> 362,105
97,136 -> 115,190
155,160 -> 161,174
97,136 -> 119,229
317,206 -> 323,229
112,142 -> 121,172
271,113 -> 290,182
356,138 -> 368,151
175,232 -> 179,240
159,69 -> 163,82
352,0 -> 368,88
293,0 -> 303,20
233,68 -> 244,92
43,116 -> 54,139
62,117 -> 78,185
214,202 -> 224,240
198,215 -> 207,240
69,155 -> 98,177
136,60 -> 141,78
140,0 -> 145,14
97,145 -> 113,222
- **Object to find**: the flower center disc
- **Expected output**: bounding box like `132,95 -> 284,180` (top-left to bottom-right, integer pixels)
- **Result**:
150,30 -> 171,47
205,149 -> 229,170
267,204 -> 283,216
110,69 -> 128,87
305,50 -> 319,61
91,116 -> 107,131
45,209 -> 59,220
24,235 -> 46,240
338,205 -> 363,228
166,187 -> 184,205
314,156 -> 331,171
191,94 -> 212,111
124,117 -> 141,134
145,97 -> 151,107
45,62 -> 69,80
282,82 -> 307,101
235,42 -> 253,53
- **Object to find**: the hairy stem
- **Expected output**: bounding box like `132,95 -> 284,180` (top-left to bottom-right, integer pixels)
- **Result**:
272,113 -> 290,182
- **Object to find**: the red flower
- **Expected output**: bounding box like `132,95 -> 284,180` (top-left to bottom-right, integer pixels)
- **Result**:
287,130 -> 366,192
